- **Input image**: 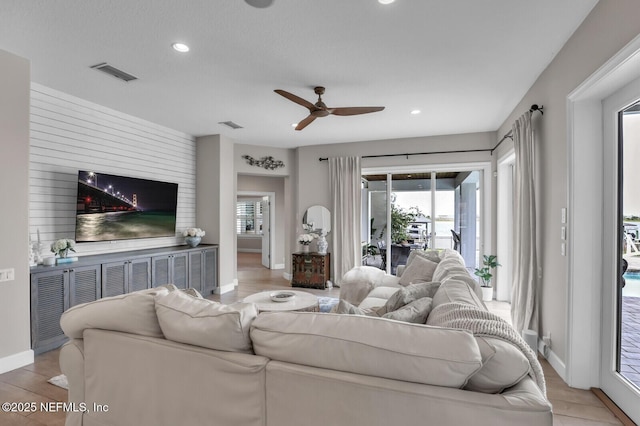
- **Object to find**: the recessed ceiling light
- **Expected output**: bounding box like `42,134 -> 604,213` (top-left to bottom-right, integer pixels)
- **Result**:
411,109 -> 421,115
245,0 -> 274,8
172,43 -> 190,53
378,0 -> 395,4
291,123 -> 298,128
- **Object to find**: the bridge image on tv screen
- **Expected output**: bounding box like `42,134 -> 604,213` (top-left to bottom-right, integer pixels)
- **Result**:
75,171 -> 178,242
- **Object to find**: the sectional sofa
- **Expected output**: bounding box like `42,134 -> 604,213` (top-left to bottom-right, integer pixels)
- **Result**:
59,249 -> 552,426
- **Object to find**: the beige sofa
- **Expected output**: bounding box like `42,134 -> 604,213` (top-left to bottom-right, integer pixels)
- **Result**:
59,250 -> 552,426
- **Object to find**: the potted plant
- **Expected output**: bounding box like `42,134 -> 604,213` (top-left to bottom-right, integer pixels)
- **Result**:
474,255 -> 500,302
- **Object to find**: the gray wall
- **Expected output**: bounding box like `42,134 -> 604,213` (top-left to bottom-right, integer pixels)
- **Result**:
493,0 -> 640,365
0,49 -> 31,369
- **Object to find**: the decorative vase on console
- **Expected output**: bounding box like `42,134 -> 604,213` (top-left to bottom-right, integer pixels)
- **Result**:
183,227 -> 205,248
317,233 -> 328,255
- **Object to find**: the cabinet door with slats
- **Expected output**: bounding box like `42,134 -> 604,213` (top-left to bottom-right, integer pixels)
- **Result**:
152,255 -> 171,287
102,261 -> 127,297
129,258 -> 151,292
203,248 -> 217,295
31,270 -> 68,354
70,265 -> 101,306
189,251 -> 203,293
172,253 -> 188,289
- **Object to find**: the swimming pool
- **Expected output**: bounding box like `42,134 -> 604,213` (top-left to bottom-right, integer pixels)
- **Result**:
623,272 -> 640,297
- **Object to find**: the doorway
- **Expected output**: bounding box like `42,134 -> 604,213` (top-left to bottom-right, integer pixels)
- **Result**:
236,191 -> 275,269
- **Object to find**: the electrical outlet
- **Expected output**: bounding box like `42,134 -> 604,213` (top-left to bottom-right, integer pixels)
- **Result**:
543,332 -> 552,348
0,268 -> 15,282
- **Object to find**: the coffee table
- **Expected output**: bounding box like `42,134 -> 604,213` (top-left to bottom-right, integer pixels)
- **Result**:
243,290 -> 319,313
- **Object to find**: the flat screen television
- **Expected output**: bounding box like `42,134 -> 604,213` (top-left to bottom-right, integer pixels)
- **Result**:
75,170 -> 179,242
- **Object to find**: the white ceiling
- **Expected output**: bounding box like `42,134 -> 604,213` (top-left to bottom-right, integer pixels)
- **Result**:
0,0 -> 598,148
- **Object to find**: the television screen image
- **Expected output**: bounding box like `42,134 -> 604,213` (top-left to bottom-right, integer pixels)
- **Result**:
75,170 -> 179,242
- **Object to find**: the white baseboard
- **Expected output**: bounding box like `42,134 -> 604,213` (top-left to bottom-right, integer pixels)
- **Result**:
0,349 -> 34,374
273,263 -> 285,270
237,249 -> 261,253
283,272 -> 292,280
215,280 -> 237,295
538,340 -> 566,382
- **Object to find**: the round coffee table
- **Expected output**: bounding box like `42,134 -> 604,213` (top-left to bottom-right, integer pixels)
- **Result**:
243,290 -> 319,313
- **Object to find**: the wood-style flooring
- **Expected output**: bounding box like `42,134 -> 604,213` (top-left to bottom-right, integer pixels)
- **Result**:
0,252 -> 631,425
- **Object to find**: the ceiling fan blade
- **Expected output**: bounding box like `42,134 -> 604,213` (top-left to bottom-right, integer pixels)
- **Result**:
330,106 -> 385,116
295,115 -> 317,131
274,89 -> 316,111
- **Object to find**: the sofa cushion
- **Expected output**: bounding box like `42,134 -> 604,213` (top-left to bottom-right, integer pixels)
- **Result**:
339,266 -> 398,306
155,290 -> 257,353
398,255 -> 438,286
61,286 -> 170,339
358,286 -> 400,310
382,281 -> 441,313
432,256 -> 469,283
441,273 -> 484,300
382,297 -> 433,323
251,311 -> 482,388
430,279 -> 485,312
465,337 -> 531,393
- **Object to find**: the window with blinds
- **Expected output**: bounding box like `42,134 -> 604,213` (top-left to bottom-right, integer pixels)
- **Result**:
237,200 -> 263,235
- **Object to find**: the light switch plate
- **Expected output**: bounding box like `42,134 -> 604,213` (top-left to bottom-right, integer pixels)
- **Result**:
561,226 -> 566,241
561,208 -> 567,224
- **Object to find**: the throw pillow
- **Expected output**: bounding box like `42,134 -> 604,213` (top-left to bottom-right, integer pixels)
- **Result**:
381,281 -> 441,313
398,255 -> 438,286
406,249 -> 441,266
335,299 -> 381,317
155,290 -> 258,353
382,297 -> 433,323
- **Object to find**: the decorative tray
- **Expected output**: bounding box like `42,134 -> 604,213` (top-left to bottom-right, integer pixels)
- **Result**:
270,291 -> 296,302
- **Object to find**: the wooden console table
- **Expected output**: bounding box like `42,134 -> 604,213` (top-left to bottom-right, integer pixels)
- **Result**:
291,252 -> 330,289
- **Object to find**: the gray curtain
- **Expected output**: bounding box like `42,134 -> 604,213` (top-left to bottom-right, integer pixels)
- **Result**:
511,111 -> 539,334
329,157 -> 362,286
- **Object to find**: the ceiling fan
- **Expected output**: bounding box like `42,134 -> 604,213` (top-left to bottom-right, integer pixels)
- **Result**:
274,86 -> 385,131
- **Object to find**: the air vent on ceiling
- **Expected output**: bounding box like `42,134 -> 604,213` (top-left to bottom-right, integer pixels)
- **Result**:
219,121 -> 244,130
90,63 -> 138,82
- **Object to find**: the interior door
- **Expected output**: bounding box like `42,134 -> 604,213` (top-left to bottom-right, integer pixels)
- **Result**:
601,77 -> 640,423
261,197 -> 270,268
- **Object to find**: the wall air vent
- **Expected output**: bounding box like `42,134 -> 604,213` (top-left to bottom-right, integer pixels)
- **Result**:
219,121 -> 244,130
90,63 -> 138,82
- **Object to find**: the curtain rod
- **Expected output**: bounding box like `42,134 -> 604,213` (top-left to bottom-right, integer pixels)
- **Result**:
491,104 -> 544,155
318,104 -> 544,162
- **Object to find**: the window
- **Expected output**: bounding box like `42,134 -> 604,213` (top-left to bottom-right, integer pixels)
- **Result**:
236,200 -> 263,235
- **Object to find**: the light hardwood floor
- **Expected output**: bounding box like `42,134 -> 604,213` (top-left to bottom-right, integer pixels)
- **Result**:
0,253 -> 630,425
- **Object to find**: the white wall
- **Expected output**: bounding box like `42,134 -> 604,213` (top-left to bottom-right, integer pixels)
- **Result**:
0,49 -> 32,371
494,0 -> 640,376
29,84 -> 196,257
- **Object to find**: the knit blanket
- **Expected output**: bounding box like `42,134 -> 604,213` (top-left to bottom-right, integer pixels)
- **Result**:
428,302 -> 546,396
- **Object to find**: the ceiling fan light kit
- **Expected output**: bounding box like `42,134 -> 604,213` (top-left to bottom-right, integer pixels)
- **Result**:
274,86 -> 385,131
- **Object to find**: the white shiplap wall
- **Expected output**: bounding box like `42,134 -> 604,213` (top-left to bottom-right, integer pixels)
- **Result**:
29,83 -> 196,257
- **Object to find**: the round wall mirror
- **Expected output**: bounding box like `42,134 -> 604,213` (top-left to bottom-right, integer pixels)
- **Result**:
303,205 -> 331,234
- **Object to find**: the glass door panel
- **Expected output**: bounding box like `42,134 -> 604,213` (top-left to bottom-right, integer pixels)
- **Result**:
362,175 -> 388,272
619,101 -> 640,389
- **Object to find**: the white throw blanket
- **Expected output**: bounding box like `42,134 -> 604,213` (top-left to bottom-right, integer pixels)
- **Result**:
428,302 -> 546,396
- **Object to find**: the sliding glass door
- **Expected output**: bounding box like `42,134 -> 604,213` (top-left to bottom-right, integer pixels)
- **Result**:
362,167 -> 483,275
